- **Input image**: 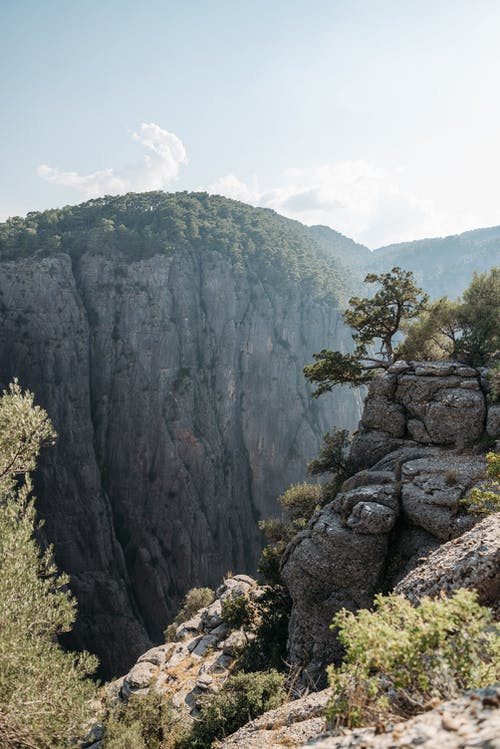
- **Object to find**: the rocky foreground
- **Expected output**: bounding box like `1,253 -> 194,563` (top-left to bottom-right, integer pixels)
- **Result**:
303,687 -> 500,749
283,361 -> 499,686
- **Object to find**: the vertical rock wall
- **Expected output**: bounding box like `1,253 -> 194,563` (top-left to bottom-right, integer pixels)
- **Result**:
0,248 -> 363,676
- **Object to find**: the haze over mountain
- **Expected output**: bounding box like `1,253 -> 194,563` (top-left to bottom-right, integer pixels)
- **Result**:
0,192 -> 498,677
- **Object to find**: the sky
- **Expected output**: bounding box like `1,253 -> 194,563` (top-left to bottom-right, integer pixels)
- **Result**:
1,0 -> 500,248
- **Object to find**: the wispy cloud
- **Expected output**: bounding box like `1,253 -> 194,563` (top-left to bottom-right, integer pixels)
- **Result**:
209,162 -> 479,248
37,123 -> 187,198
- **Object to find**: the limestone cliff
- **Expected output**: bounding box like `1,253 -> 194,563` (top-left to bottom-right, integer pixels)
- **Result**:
282,361 -> 499,686
0,194 -> 364,676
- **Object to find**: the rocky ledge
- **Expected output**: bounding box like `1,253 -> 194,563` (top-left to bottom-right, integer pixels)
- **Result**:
303,687 -> 500,749
282,361 -> 499,686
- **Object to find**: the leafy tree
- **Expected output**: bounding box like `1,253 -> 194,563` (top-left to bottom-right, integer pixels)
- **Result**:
304,267 -> 428,396
397,296 -> 461,361
399,267 -> 499,366
455,266 -> 499,365
0,381 -> 98,749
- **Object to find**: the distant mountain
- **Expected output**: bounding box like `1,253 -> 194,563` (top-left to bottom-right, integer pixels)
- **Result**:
373,225 -> 500,298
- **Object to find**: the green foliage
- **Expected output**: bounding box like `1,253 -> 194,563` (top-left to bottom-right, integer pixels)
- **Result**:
258,482 -> 322,585
236,586 -> 292,673
397,296 -> 460,361
461,451 -> 500,516
221,594 -> 256,631
0,192 -> 353,306
326,590 -> 500,728
308,429 -> 353,501
305,267 -> 428,396
278,482 -> 323,523
165,587 -> 215,641
103,689 -> 178,749
177,670 -> 285,748
0,381 -> 98,748
400,267 -> 499,366
345,267 -> 429,362
455,267 -> 499,366
304,350 -> 373,397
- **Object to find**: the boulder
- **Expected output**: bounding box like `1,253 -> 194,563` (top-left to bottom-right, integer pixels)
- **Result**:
395,514 -> 500,618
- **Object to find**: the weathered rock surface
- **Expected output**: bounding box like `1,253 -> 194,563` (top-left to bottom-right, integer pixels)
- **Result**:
282,361 -> 495,687
302,687 -> 500,749
395,514 -> 500,618
218,689 -> 331,749
0,245 -> 362,676
104,576 -> 258,721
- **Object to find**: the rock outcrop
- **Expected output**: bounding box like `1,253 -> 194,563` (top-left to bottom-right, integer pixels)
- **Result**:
282,361 -> 497,687
302,687 -> 500,749
0,201 -> 364,676
394,513 -> 500,618
218,689 -> 331,749
107,574 -> 260,716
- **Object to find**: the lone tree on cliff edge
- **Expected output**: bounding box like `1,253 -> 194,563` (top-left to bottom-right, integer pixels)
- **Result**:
304,267 -> 428,397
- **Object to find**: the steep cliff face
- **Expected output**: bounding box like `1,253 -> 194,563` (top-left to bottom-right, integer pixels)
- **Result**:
0,194 -> 364,676
282,361 -> 498,686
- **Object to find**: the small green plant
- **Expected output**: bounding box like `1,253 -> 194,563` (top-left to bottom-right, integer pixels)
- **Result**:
461,451 -> 500,516
258,482 -> 322,586
326,589 -> 500,728
177,670 -> 286,748
308,429 -> 353,501
164,587 -> 215,641
103,689 -> 179,749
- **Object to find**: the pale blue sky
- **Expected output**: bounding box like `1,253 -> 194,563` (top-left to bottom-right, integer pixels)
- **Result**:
1,0 -> 500,246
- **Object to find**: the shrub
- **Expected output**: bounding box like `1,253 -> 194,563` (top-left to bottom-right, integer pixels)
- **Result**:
461,451 -> 500,516
258,482 -> 322,586
221,593 -> 256,630
165,587 -> 215,641
178,670 -> 286,748
278,482 -> 323,523
103,689 -> 178,749
236,586 -> 292,673
326,589 -> 500,728
308,429 -> 353,502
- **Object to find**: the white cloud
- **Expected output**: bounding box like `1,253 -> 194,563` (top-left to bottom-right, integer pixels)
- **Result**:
37,123 -> 187,199
208,161 -> 479,248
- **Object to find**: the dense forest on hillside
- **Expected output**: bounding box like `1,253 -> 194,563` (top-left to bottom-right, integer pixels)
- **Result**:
0,192 -> 356,306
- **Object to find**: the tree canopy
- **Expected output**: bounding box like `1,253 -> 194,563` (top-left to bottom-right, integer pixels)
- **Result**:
0,191 -> 356,306
304,267 -> 428,396
399,266 -> 499,366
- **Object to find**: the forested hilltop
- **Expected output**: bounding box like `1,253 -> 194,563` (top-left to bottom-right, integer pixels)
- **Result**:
0,191 -> 357,306
0,192 -> 365,678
